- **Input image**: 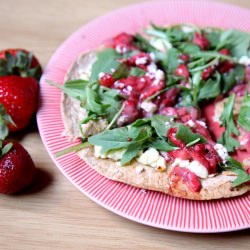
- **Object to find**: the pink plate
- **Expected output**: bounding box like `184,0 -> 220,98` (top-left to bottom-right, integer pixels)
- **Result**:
37,0 -> 250,232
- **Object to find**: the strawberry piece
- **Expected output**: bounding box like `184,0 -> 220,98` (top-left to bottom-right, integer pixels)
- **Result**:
174,64 -> 189,80
99,73 -> 115,87
0,49 -> 42,81
126,52 -> 151,70
170,166 -> 201,192
0,76 -> 39,132
117,99 -> 140,126
219,48 -> 230,56
202,66 -> 214,80
193,32 -> 210,50
167,128 -> 185,148
179,54 -> 189,63
0,141 -> 36,194
110,33 -> 136,53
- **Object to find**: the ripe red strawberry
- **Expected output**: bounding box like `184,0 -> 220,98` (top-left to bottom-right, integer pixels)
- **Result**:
0,49 -> 42,81
0,49 -> 41,132
174,64 -> 189,80
0,140 -> 36,194
0,76 -> 39,131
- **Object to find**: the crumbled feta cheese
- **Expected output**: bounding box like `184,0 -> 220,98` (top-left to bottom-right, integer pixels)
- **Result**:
140,101 -> 157,113
114,81 -> 125,88
214,144 -> 228,163
115,45 -> 128,54
98,72 -> 105,79
110,68 -> 115,73
196,120 -> 207,128
186,160 -> 208,178
135,57 -> 148,65
165,121 -> 170,128
155,69 -> 165,80
186,120 -> 195,128
136,148 -> 167,170
147,62 -> 157,73
135,166 -> 145,174
150,38 -> 172,51
172,158 -> 208,178
94,146 -> 126,161
182,25 -> 195,33
239,56 -> 250,66
172,158 -> 190,168
149,52 -> 155,61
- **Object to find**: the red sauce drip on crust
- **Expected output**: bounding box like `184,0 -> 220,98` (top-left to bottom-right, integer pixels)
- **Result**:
169,166 -> 202,192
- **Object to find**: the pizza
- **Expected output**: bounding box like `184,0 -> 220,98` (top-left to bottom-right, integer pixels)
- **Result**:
54,24 -> 250,200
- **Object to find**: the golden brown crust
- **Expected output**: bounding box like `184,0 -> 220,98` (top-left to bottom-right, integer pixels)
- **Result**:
61,51 -> 250,200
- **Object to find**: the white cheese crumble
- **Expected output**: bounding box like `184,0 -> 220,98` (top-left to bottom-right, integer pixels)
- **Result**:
196,120 -> 207,128
94,146 -> 126,161
213,144 -> 228,163
136,148 -> 167,170
239,56 -> 250,66
182,25 -> 195,33
172,158 -> 208,178
98,72 -> 105,79
147,62 -> 157,73
135,57 -> 148,65
140,101 -> 157,113
115,44 -> 128,54
186,120 -> 195,128
155,69 -> 165,80
150,38 -> 172,51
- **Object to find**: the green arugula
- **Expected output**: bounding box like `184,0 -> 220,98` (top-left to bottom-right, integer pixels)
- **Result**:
222,64 -> 245,94
129,67 -> 146,76
238,92 -> 250,131
88,125 -> 153,165
176,123 -> 207,146
90,48 -> 121,82
198,71 -> 221,101
217,29 -> 250,58
131,115 -> 174,138
223,157 -> 250,187
148,138 -> 178,151
218,94 -> 240,152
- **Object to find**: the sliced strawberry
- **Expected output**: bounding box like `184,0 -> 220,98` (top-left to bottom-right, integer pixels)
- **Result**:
99,73 -> 115,87
174,64 -> 189,80
193,32 -> 209,50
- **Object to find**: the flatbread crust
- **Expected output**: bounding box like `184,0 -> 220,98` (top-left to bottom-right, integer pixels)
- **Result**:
61,51 -> 250,200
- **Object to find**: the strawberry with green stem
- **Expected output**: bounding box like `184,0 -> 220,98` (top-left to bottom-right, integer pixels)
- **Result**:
0,103 -> 36,194
0,49 -> 41,131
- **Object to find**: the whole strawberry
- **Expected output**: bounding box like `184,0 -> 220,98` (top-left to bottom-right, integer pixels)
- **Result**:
0,49 -> 42,131
0,140 -> 36,194
0,76 -> 39,131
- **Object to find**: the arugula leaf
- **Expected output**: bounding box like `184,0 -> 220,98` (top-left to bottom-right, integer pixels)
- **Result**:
223,157 -> 250,187
112,63 -> 130,79
176,123 -> 207,146
148,138 -> 178,151
131,115 -> 173,138
217,29 -> 250,58
88,125 -> 152,154
50,79 -> 88,100
177,43 -> 200,54
218,94 -> 240,152
130,67 -> 146,76
166,48 -> 181,73
85,85 -> 109,115
90,48 -> 121,82
191,70 -> 202,107
238,92 -> 250,131
120,143 -> 141,165
222,64 -> 245,94
198,71 -> 221,101
150,115 -> 172,138
203,29 -> 221,49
